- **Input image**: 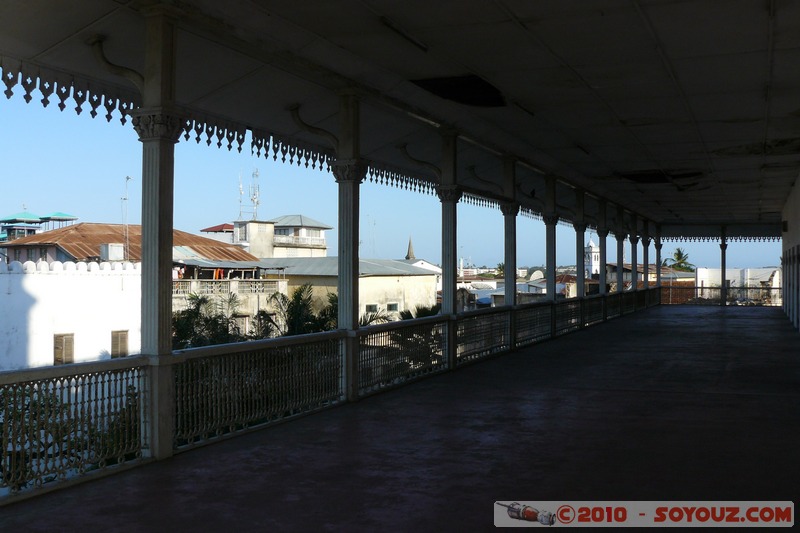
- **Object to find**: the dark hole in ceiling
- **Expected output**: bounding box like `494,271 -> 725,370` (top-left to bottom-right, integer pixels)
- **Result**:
410,75 -> 506,107
619,169 -> 704,184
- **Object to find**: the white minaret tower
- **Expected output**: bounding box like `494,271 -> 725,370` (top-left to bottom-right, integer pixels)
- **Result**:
585,234 -> 600,276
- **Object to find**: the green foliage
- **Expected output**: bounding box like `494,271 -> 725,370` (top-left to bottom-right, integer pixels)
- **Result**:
663,247 -> 696,272
172,293 -> 247,349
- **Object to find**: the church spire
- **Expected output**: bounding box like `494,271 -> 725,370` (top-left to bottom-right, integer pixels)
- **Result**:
405,237 -> 415,260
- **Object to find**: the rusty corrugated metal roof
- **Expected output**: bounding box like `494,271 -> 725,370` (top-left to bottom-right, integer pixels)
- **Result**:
1,223 -> 257,262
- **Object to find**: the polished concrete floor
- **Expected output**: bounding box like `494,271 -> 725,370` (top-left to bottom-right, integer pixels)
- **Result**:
3,306 -> 799,531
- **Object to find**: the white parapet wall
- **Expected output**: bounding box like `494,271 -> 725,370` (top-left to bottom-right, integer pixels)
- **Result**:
0,260 -> 142,370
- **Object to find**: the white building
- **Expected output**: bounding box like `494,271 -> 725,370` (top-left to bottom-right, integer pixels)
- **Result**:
0,261 -> 142,370
256,257 -> 439,320
203,215 -> 332,259
695,267 -> 782,305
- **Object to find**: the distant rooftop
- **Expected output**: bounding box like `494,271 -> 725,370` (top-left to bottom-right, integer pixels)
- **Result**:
256,257 -> 436,277
0,211 -> 43,224
2,222 -> 258,262
266,215 -> 333,230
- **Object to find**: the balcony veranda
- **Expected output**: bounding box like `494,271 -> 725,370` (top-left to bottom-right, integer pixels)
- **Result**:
2,296 -> 798,530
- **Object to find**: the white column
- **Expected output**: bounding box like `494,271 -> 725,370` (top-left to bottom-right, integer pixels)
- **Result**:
501,157 -> 517,308
720,229 -> 728,306
544,214 -> 558,301
655,231 -> 663,288
544,175 -> 558,301
331,94 -> 363,401
641,219 -> 650,289
133,10 -> 181,460
574,223 -> 586,297
502,202 -> 519,306
616,232 -> 626,292
630,234 -> 639,291
598,229 -> 608,295
573,188 -> 585,298
331,160 -> 364,330
438,130 -> 460,369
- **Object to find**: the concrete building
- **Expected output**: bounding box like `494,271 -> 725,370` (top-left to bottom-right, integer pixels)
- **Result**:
202,215 -> 332,258
256,257 -> 438,320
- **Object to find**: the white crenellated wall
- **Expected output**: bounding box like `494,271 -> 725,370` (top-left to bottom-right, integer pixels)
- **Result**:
0,260 -> 142,370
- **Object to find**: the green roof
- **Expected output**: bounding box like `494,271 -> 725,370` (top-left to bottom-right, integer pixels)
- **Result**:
0,211 -> 42,224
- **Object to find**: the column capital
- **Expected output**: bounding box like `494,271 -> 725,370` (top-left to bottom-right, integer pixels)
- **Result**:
720,243 -> 728,251
436,184 -> 462,203
131,109 -> 183,142
615,231 -> 627,242
597,228 -> 609,238
629,235 -> 640,245
642,237 -> 651,246
654,242 -> 663,251
542,213 -> 559,226
572,222 -> 587,233
331,158 -> 367,184
500,202 -> 519,217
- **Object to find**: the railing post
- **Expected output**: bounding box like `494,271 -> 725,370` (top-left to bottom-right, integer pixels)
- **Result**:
602,294 -> 608,321
145,355 -> 175,460
579,298 -> 586,328
446,314 -> 458,369
550,301 -> 557,338
344,333 -> 359,401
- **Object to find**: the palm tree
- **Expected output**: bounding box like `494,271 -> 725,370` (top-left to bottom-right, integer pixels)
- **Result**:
663,247 -> 696,272
268,284 -> 324,336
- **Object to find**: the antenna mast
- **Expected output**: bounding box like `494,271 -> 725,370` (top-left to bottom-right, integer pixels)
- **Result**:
122,176 -> 132,260
249,168 -> 260,220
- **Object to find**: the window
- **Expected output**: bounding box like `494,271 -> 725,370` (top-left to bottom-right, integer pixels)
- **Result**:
14,249 -> 21,261
365,304 -> 378,313
54,334 -> 74,365
111,330 -> 129,358
39,247 -> 48,261
387,303 -> 399,312
275,228 -> 290,236
307,229 -> 321,238
26,248 -> 35,261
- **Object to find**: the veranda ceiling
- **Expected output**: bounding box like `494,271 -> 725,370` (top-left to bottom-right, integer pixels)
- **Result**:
2,0 -> 797,239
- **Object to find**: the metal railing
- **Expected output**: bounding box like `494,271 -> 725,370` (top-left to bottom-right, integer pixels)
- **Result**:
357,315 -> 447,396
2,288 -> 667,503
272,235 -> 326,247
0,358 -> 149,498
660,286 -> 782,306
172,332 -> 343,449
515,301 -> 552,347
457,307 -> 512,365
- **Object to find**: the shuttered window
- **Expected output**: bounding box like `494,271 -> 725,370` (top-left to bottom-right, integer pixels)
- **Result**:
54,334 -> 74,365
111,330 -> 128,358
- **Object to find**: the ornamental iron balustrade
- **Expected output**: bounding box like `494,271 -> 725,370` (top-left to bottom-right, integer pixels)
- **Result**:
0,359 -> 148,497
606,293 -> 622,319
583,296 -> 605,326
554,300 -> 581,336
457,308 -> 512,365
357,316 -> 447,396
636,290 -> 647,309
622,292 -> 637,314
173,333 -> 343,449
515,302 -> 553,347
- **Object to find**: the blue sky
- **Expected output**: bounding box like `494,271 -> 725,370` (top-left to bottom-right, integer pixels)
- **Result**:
0,92 -> 782,269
